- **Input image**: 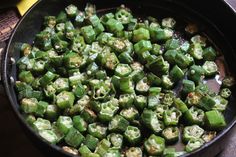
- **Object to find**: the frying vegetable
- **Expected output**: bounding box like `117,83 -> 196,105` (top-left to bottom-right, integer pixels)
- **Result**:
15,3 -> 233,156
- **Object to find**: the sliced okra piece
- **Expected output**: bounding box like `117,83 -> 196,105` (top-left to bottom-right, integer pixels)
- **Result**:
124,126 -> 141,145
56,116 -> 73,134
88,123 -> 107,139
174,98 -> 188,114
165,38 -> 180,50
148,94 -> 161,109
119,94 -> 134,108
98,101 -> 119,122
81,108 -> 97,123
120,107 -> 139,121
198,95 -> 216,111
120,77 -> 135,94
115,64 -> 132,77
134,40 -> 152,54
39,71 -> 56,87
163,107 -> 182,126
107,133 -> 123,149
162,92 -> 174,106
141,109 -> 164,134
182,79 -> 195,95
162,75 -> 174,90
170,65 -> 184,82
73,115 -> 87,132
125,147 -> 142,157
147,73 -> 162,86
150,27 -> 173,41
203,46 -> 217,61
144,134 -> 165,156
155,104 -> 169,119
220,88 -> 231,99
81,25 -> 96,44
136,77 -> 150,94
56,91 -> 75,109
45,105 -> 59,121
202,61 -> 218,77
187,65 -> 205,84
108,115 -> 129,133
35,101 -> 49,117
53,78 -> 69,93
105,18 -> 124,33
202,131 -> 217,143
189,43 -> 203,60
39,130 -> 58,144
183,125 -> 204,143
185,138 -> 204,153
184,106 -> 204,126
20,98 -> 38,114
162,126 -> 179,143
32,118 -> 51,131
133,27 -> 150,42
162,17 -> 176,28
19,71 -> 34,84
65,127 -> 84,148
65,4 -> 78,18
134,95 -> 147,111
222,76 -> 235,88
83,134 -> 99,151
205,110 -> 226,130
79,145 -> 92,157
95,139 -> 111,156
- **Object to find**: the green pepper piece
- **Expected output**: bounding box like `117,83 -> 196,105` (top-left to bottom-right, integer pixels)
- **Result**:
88,123 -> 107,139
162,126 -> 179,143
203,46 -> 217,61
184,106 -> 204,126
65,127 -> 84,148
73,115 -> 87,132
220,88 -> 231,99
183,125 -> 204,143
107,133 -> 123,149
56,116 -> 73,134
144,134 -> 165,156
124,126 -> 141,145
56,91 -> 75,109
125,147 -> 142,157
202,61 -> 218,77
205,110 -> 226,130
185,138 -> 204,153
163,107 -> 182,126
108,115 -> 129,133
83,134 -> 99,151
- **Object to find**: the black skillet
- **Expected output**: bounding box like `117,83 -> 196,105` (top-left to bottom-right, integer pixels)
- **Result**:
1,0 -> 236,156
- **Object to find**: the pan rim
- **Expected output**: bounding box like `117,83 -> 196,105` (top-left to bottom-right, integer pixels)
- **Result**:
2,0 -> 236,156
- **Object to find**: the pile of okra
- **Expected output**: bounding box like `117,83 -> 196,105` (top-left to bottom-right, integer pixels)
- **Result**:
16,3 -> 235,157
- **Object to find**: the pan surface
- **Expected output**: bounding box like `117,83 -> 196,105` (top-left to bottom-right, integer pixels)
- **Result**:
2,0 -> 236,156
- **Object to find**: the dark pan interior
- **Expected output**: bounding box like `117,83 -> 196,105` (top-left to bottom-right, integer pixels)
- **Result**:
2,0 -> 236,157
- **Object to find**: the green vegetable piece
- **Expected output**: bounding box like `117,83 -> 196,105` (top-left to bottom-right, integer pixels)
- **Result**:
134,40 -> 152,54
39,130 -> 58,144
165,38 -> 180,50
183,125 -> 204,143
174,98 -> 188,113
107,133 -> 123,149
144,134 -> 165,156
163,107 -> 182,126
65,127 -> 84,148
199,95 -> 216,111
182,79 -> 195,95
185,138 -> 204,152
202,61 -> 218,77
184,106 -> 204,126
33,118 -> 51,131
19,71 -> 34,84
81,25 -> 96,44
65,4 -> 78,18
88,123 -> 107,139
73,115 -> 87,132
106,18 -> 124,33
189,43 -> 203,60
203,46 -> 217,61
108,115 -> 129,133
83,134 -> 99,151
133,27 -> 150,42
205,110 -> 226,130
162,126 -> 179,143
170,65 -> 184,82
56,91 -> 75,109
56,116 -> 73,135
220,88 -> 231,99
125,147 -> 142,157
124,126 -> 141,145
115,64 -> 132,77
39,71 -> 56,87
120,107 -> 139,121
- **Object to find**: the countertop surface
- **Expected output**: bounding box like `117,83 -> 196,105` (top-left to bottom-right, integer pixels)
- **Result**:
1,0 -> 236,157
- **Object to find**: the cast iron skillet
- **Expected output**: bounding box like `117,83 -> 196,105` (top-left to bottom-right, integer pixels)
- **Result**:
1,0 -> 236,156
